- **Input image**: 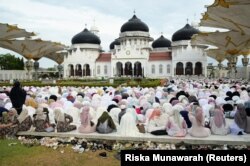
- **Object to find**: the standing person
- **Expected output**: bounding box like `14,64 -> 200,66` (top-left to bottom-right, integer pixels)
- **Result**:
9,81 -> 26,115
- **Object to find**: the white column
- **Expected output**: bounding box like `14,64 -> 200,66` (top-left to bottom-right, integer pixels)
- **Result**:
74,65 -> 76,77
111,63 -> 113,77
171,62 -> 175,77
132,65 -> 134,77
123,63 -> 125,76
204,62 -> 207,77
183,62 -> 186,75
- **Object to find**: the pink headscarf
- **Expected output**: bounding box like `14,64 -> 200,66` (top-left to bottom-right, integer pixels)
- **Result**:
113,95 -> 122,102
195,107 -> 204,126
149,109 -> 161,121
213,108 -> 225,128
74,102 -> 84,109
80,106 -> 91,128
49,101 -> 63,109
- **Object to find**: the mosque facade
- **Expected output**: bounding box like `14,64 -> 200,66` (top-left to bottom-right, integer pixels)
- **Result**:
63,14 -> 208,79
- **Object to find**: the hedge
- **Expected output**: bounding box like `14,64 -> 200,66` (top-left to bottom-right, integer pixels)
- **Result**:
0,79 -> 162,88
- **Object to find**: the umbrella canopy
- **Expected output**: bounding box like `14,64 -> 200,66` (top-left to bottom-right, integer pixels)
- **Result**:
206,49 -> 227,63
192,31 -> 250,55
44,50 -> 67,64
200,0 -> 250,35
0,23 -> 35,40
0,39 -> 66,60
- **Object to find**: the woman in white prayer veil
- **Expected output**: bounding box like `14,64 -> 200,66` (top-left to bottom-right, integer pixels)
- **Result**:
25,105 -> 36,121
65,106 -> 81,125
91,94 -> 102,110
63,100 -> 73,110
118,110 -> 141,137
92,107 -> 107,124
54,108 -> 76,132
240,90 -> 249,102
47,107 -> 56,125
101,93 -> 112,108
109,107 -> 121,130
202,104 -> 214,121
17,106 -> 32,131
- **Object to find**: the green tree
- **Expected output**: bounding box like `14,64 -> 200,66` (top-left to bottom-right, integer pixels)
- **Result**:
0,53 -> 25,70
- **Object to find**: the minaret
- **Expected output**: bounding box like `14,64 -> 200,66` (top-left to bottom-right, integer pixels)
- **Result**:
90,19 -> 100,37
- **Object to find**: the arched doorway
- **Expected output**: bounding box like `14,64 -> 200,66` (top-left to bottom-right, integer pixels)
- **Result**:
68,64 -> 74,76
125,62 -> 132,76
116,62 -> 123,77
176,62 -> 184,75
75,64 -> 82,76
134,62 -> 142,77
185,62 -> 193,75
83,64 -> 90,76
195,62 -> 202,75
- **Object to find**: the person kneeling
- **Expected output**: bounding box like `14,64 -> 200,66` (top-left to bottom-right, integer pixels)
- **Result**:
33,107 -> 54,132
78,106 -> 96,133
96,112 -> 116,134
189,107 -> 211,137
54,108 -> 76,132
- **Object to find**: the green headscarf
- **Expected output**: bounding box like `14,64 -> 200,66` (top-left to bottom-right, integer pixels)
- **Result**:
97,112 -> 116,130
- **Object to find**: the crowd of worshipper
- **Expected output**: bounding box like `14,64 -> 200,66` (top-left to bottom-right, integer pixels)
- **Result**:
0,78 -> 250,139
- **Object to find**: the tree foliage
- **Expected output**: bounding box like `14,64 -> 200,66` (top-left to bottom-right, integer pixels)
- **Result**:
0,53 -> 24,70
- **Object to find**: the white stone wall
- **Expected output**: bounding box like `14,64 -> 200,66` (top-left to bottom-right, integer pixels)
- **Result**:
0,70 -> 27,80
63,44 -> 100,78
95,62 -> 110,78
147,61 -> 172,78
171,40 -> 207,77
110,31 -> 152,77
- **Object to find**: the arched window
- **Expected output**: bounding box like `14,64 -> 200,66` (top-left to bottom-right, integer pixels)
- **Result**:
97,65 -> 100,75
104,65 -> 108,74
151,65 -> 155,74
195,62 -> 202,75
176,62 -> 184,75
167,64 -> 171,74
159,64 -> 163,74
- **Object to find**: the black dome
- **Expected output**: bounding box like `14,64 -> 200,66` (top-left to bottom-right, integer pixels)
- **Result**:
172,24 -> 200,42
120,15 -> 149,32
109,39 -> 120,50
71,28 -> 101,45
152,35 -> 171,48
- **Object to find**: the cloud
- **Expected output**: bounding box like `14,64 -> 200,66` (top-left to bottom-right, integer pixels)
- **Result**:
0,0 -> 215,68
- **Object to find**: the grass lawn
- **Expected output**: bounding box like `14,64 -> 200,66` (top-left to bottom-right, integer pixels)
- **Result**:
0,139 -> 120,166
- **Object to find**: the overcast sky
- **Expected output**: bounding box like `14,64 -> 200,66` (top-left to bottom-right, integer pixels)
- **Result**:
0,0 -> 219,68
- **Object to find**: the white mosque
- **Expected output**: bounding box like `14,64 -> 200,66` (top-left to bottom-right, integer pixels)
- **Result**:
63,14 -> 208,79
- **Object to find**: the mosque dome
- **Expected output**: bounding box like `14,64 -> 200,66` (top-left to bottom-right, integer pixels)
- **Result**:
152,35 -> 171,48
71,28 -> 101,45
109,39 -> 121,50
120,15 -> 149,33
172,24 -> 200,42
